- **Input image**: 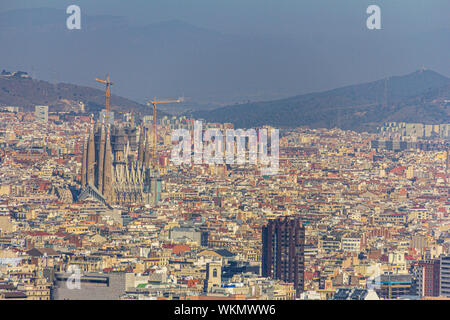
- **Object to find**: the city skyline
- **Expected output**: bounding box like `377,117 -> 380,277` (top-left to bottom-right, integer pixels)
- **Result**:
0,0 -> 449,309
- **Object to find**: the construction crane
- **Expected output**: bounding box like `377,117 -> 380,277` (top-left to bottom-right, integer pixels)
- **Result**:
146,96 -> 183,167
95,74 -> 114,123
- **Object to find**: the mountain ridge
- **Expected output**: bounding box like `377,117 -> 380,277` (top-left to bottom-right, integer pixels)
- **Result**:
2,7 -> 449,106
0,74 -> 166,117
190,69 -> 450,131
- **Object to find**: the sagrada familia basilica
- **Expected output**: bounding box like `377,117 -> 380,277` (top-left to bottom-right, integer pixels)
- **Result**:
80,119 -> 161,207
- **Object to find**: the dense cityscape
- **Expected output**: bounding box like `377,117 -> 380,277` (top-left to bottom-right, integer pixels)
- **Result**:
0,1 -> 449,307
0,99 -> 449,300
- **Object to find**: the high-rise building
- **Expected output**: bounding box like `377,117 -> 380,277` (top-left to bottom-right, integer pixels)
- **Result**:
417,259 -> 440,297
262,217 -> 305,296
440,255 -> 450,297
34,105 -> 48,122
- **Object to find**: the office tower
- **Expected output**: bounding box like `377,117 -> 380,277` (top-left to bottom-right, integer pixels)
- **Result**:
262,217 -> 305,296
34,105 -> 48,122
417,259 -> 440,297
440,255 -> 450,297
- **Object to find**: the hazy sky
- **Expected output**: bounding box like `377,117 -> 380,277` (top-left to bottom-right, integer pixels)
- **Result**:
1,0 -> 449,36
0,0 -> 449,105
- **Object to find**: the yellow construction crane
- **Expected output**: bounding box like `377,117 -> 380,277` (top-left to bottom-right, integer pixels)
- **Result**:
95,74 -> 114,123
146,96 -> 183,166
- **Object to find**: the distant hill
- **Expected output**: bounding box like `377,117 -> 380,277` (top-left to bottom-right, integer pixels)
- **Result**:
2,7 -> 449,108
0,75 -> 163,116
190,70 -> 450,131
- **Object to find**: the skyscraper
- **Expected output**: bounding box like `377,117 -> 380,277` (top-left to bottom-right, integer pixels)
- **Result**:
262,217 -> 305,296
417,259 -> 440,297
440,255 -> 450,297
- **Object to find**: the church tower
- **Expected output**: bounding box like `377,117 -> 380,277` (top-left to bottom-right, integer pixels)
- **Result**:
86,122 -> 96,186
143,127 -> 152,168
137,125 -> 145,164
97,120 -> 106,194
103,126 -> 114,203
81,128 -> 88,187
80,120 -> 154,206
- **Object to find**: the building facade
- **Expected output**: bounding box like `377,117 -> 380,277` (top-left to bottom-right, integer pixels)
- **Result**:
34,105 -> 48,123
440,255 -> 450,297
378,274 -> 414,299
417,259 -> 440,297
80,122 -> 160,206
262,217 -> 305,296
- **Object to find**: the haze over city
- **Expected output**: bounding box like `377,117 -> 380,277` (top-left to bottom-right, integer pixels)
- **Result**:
0,0 -> 449,307
1,0 -> 449,107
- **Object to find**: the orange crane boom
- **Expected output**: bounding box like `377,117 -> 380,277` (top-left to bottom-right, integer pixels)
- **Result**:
95,74 -> 114,123
146,96 -> 183,167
